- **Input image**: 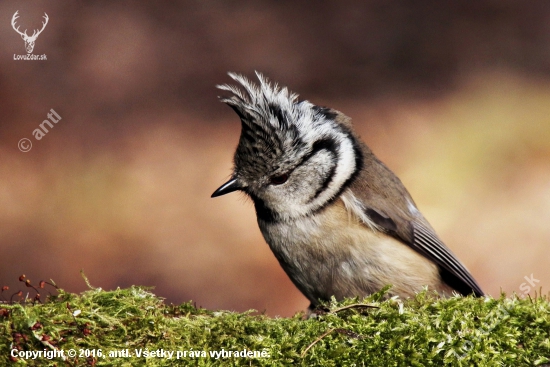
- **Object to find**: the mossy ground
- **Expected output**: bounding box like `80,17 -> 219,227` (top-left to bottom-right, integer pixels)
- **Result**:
1,282 -> 549,366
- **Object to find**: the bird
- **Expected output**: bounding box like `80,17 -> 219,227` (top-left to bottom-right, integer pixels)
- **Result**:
211,72 -> 484,310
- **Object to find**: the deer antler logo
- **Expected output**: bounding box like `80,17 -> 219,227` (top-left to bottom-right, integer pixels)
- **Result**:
11,11 -> 49,54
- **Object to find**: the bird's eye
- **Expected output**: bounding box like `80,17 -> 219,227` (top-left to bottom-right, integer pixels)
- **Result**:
270,173 -> 289,185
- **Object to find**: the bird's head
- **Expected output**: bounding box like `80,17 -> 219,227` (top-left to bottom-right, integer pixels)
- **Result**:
212,72 -> 362,222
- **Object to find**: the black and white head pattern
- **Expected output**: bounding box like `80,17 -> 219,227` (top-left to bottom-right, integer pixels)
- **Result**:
218,72 -> 363,222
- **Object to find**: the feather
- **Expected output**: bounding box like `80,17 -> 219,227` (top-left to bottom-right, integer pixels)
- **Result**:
348,141 -> 484,297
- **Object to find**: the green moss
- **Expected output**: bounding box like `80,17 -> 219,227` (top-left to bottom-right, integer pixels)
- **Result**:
1,285 -> 549,366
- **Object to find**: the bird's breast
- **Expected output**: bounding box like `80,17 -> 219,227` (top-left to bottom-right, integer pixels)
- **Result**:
257,198 -> 443,305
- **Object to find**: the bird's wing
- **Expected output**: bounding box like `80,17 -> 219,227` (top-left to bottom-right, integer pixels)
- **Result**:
347,146 -> 484,297
360,201 -> 484,297
408,220 -> 484,296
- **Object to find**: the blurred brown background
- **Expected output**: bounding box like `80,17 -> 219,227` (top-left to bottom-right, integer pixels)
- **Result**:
1,1 -> 549,316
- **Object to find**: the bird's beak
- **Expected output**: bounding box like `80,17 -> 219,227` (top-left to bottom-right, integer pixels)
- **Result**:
211,177 -> 242,197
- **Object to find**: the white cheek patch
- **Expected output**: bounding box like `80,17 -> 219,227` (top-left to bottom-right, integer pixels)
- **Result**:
306,132 -> 357,209
269,132 -> 358,221
266,151 -> 331,217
